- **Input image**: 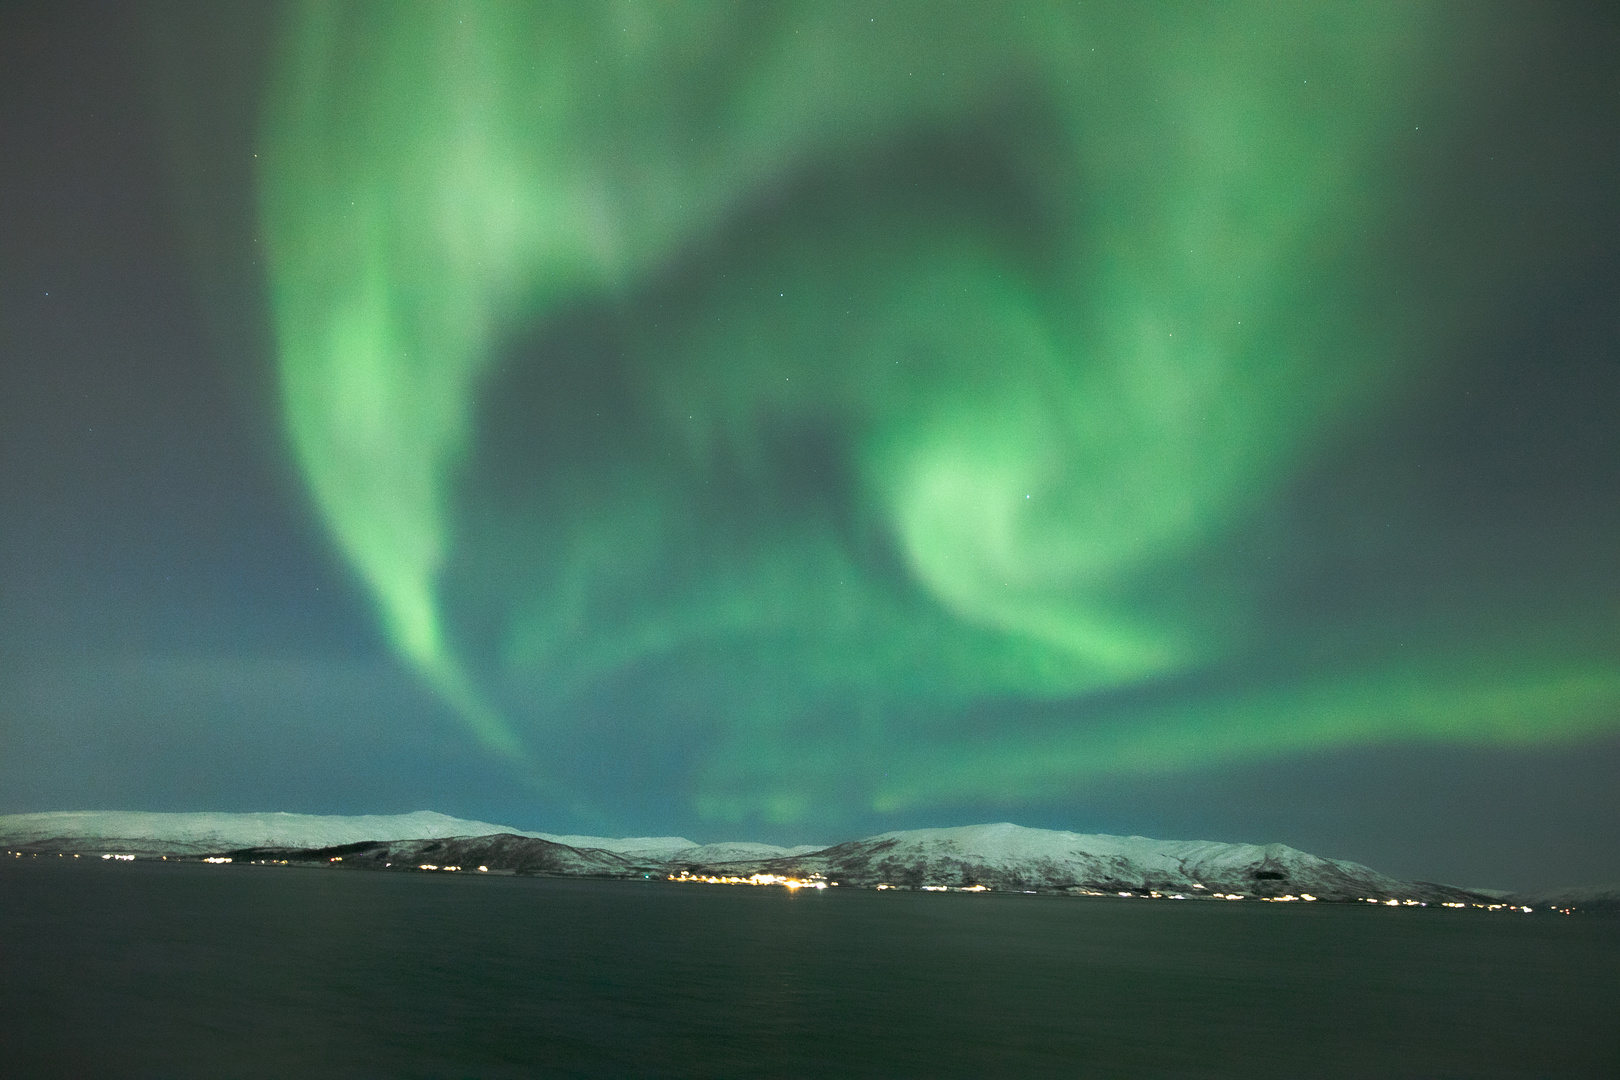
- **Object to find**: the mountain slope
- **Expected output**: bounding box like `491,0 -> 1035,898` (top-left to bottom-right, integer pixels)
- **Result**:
0,811 -> 821,864
1516,884 -> 1620,914
0,810 -> 538,854
675,822 -> 1488,903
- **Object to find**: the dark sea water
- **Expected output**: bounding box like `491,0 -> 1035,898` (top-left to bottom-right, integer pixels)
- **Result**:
2,859 -> 1616,1078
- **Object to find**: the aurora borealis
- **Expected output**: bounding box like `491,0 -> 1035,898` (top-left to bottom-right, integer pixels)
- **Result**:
259,0 -> 1620,815
3,0 -> 1619,888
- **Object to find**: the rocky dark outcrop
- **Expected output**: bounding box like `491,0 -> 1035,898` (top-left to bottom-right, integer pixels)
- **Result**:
224,834 -> 645,877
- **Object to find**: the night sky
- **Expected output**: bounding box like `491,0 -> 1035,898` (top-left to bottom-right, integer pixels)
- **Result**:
3,1 -> 1618,891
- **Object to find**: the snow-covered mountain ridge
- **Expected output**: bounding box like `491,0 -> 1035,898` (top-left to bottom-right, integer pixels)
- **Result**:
0,811 -> 1498,903
0,811 -> 818,863
671,822 -> 1487,903
0,810 -> 528,853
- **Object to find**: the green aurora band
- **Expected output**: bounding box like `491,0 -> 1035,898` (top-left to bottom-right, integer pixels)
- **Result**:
260,1 -> 1620,823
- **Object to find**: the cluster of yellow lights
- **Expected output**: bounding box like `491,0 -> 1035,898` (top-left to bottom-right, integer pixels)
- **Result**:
1078,888 -> 1318,901
202,857 -> 232,864
417,863 -> 463,872
100,853 -> 135,861
1359,898 -> 1534,912
875,883 -> 992,891
668,871 -> 832,890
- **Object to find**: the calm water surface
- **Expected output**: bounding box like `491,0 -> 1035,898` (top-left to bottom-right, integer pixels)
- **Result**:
2,859 -> 1615,1078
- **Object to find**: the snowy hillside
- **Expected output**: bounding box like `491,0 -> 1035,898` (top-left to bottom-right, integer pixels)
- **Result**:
680,822 -> 1484,903
1518,884 -> 1620,914
0,811 -> 819,863
0,810 -> 539,854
